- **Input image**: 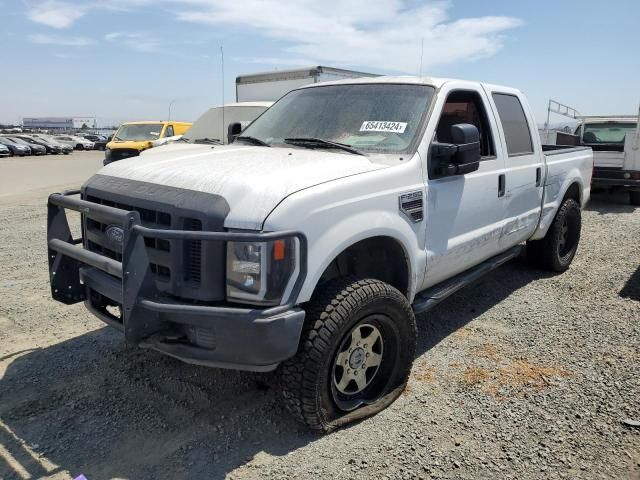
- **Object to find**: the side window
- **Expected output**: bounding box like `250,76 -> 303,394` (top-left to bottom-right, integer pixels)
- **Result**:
165,125 -> 174,137
492,93 -> 534,155
435,91 -> 495,157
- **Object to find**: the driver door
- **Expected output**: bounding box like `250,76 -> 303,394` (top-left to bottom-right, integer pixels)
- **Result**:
423,84 -> 507,287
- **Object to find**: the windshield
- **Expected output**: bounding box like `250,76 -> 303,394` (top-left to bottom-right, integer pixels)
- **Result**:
114,123 -> 163,141
580,122 -> 637,144
183,105 -> 268,144
240,84 -> 435,154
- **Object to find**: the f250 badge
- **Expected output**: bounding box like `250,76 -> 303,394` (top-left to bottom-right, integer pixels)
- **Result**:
105,225 -> 125,246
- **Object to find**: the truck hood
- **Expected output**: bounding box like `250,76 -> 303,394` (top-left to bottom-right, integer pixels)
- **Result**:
106,139 -> 154,151
96,143 -> 386,229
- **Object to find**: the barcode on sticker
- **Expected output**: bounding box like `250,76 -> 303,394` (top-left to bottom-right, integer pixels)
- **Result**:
360,121 -> 407,133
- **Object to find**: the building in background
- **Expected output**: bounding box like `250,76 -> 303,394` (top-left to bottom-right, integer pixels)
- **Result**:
22,116 -> 98,132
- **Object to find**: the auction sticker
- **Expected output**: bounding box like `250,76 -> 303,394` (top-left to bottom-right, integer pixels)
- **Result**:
360,121 -> 407,133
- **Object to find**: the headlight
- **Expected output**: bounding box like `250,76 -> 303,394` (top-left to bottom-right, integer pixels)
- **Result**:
226,237 -> 296,306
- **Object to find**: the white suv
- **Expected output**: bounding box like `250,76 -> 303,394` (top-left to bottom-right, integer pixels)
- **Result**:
54,135 -> 94,150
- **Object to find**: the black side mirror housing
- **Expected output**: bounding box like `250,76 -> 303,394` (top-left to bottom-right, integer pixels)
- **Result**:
228,122 -> 243,144
432,123 -> 481,176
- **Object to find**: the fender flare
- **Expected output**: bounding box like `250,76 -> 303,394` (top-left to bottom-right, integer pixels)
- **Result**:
295,210 -> 424,304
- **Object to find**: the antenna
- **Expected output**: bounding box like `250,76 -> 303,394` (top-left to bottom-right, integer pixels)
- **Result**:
419,37 -> 424,77
221,43 -> 225,143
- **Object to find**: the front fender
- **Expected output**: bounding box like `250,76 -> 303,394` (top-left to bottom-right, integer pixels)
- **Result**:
261,157 -> 427,305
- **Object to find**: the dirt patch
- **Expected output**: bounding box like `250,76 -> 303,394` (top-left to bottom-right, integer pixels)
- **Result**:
462,359 -> 572,398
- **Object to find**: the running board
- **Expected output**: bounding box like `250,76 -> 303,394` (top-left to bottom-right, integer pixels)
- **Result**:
412,245 -> 524,314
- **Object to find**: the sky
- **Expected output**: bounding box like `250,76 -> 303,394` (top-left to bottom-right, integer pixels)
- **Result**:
1,0 -> 639,127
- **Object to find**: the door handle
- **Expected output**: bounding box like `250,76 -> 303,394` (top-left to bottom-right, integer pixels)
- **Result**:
536,167 -> 542,187
498,174 -> 506,197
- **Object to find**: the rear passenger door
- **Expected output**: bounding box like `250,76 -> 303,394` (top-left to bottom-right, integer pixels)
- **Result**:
484,88 -> 544,248
423,84 -> 507,287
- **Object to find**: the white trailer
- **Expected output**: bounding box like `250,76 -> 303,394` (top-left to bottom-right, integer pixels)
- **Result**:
235,66 -> 377,102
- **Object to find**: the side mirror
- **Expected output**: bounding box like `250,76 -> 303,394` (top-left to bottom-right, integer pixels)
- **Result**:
228,122 -> 243,144
432,123 -> 481,176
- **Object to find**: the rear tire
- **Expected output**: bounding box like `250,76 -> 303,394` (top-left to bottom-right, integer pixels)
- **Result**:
279,278 -> 416,432
527,198 -> 581,272
630,191 -> 640,206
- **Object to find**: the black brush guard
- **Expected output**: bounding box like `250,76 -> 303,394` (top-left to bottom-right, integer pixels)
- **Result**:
47,190 -> 308,371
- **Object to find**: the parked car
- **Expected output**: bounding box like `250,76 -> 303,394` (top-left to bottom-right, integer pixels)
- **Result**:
47,76 -> 593,431
104,121 -> 192,164
0,143 -> 10,157
0,136 -> 31,156
4,136 -> 46,155
14,135 -> 63,154
81,134 -> 108,151
29,134 -> 73,154
54,135 -> 94,150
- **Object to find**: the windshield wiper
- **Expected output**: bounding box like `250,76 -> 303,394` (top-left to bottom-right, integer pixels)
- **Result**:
283,137 -> 363,155
235,135 -> 271,147
193,137 -> 222,145
113,136 -> 122,141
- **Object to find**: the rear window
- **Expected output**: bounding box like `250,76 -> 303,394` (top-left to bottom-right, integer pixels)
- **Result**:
492,93 -> 534,155
579,122 -> 637,144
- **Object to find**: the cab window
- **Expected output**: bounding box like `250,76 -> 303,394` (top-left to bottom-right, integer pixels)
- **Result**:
165,125 -> 174,137
492,93 -> 534,156
435,90 -> 495,158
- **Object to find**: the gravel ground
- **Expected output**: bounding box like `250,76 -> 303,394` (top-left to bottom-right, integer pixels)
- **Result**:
0,161 -> 638,479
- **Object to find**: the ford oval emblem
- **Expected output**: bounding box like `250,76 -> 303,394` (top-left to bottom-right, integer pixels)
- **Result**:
105,225 -> 125,246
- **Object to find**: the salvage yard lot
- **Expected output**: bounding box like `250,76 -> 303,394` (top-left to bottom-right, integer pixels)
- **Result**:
0,153 -> 638,480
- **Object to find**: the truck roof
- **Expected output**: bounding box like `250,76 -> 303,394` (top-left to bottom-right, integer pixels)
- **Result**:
297,75 -> 522,94
121,121 -> 192,126
579,116 -> 638,124
220,101 -> 273,108
236,66 -> 379,84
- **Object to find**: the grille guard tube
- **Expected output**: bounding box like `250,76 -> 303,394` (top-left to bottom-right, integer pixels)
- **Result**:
47,189 -> 308,343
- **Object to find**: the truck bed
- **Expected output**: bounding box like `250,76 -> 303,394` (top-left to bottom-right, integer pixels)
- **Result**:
531,145 -> 593,241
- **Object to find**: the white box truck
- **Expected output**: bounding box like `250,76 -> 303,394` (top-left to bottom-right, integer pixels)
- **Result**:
235,66 -> 377,102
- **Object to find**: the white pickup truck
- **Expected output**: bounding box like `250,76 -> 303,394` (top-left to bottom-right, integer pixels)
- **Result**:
575,115 -> 640,205
47,76 -> 592,431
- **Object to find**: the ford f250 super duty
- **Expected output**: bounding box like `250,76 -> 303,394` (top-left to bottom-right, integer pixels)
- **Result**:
47,76 -> 593,431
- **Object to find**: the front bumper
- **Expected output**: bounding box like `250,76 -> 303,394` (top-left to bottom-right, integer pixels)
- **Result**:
592,167 -> 640,190
47,190 -> 308,371
104,148 -> 141,165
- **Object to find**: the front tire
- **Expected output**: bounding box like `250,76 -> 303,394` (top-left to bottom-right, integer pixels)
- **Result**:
279,278 -> 416,432
630,191 -> 640,206
527,198 -> 581,272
